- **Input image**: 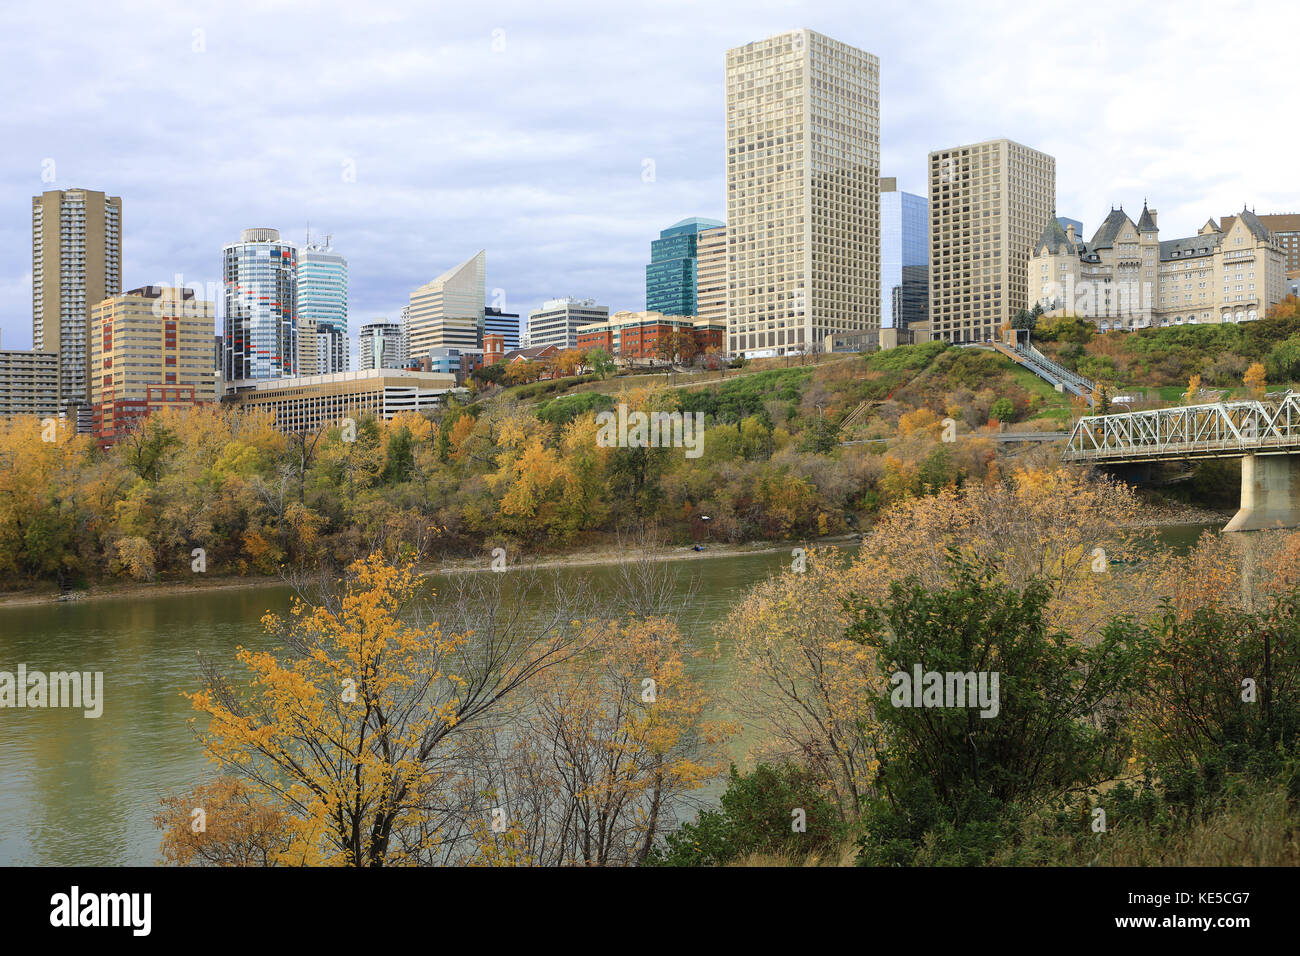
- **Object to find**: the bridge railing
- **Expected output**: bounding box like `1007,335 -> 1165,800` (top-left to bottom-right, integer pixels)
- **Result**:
1062,392 -> 1300,461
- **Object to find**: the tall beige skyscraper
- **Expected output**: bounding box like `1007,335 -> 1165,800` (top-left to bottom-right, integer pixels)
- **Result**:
725,29 -> 880,357
405,250 -> 485,360
695,224 -> 727,328
32,187 -> 123,410
927,139 -> 1055,343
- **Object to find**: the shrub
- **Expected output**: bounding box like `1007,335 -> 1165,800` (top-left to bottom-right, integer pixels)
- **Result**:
651,762 -> 848,866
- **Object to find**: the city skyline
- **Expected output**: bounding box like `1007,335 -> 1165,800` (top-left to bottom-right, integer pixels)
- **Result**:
3,0 -> 1300,357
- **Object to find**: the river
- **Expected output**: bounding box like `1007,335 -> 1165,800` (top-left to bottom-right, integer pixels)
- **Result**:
0,527 -> 1216,865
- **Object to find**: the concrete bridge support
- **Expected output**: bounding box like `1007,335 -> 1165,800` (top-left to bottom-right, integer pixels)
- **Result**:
1224,454 -> 1300,532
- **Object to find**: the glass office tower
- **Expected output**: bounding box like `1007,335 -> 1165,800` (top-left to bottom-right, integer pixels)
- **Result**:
299,236 -> 348,374
646,217 -> 724,316
223,227 -> 298,381
881,178 -> 928,330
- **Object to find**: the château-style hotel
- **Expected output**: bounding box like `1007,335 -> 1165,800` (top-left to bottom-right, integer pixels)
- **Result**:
1031,203 -> 1286,329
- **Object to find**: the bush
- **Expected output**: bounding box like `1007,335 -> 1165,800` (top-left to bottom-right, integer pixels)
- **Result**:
650,762 -> 848,866
846,555 -> 1148,866
535,391 -> 614,425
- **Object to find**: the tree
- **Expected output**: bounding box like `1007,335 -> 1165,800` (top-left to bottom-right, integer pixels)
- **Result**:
1010,306 -> 1040,331
155,776 -> 295,866
724,548 -> 882,819
1184,373 -> 1203,405
586,348 -> 615,380
179,552 -> 583,866
1244,361 -> 1267,398
1134,592 -> 1300,785
477,615 -> 728,866
652,762 -> 847,866
988,397 -> 1015,424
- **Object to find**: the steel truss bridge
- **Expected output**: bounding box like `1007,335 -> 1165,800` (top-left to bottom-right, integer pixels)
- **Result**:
1062,392 -> 1300,532
1062,392 -> 1300,464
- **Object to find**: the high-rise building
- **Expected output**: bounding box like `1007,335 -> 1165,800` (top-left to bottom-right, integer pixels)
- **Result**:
880,177 -> 928,331
0,347 -> 59,419
405,251 -> 485,361
646,217 -> 724,316
695,224 -> 727,333
725,29 -> 880,358
526,298 -> 609,351
927,138 -> 1056,343
32,187 -> 123,411
223,228 -> 299,382
299,235 -> 348,375
484,306 -> 521,352
90,286 -> 217,446
359,321 -> 406,370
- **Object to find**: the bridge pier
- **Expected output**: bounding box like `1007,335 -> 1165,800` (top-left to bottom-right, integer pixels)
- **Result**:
1224,454 -> 1300,532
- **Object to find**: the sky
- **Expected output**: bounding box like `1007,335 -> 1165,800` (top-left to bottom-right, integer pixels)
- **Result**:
2,0 -> 1298,359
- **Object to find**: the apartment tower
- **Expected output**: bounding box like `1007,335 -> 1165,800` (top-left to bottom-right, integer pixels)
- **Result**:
90,286 -> 216,445
32,187 -> 123,411
359,321 -> 406,371
927,139 -> 1055,343
695,224 -> 728,330
725,29 -> 880,357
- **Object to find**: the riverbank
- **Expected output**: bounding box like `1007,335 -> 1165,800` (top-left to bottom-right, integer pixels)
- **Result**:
0,499 -> 1231,609
0,536 -> 853,609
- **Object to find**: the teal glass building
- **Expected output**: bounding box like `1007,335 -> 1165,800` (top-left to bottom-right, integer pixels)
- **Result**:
646,217 -> 723,315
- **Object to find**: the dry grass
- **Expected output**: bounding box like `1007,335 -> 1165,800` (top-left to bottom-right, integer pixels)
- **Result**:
1087,789 -> 1300,867
727,841 -> 858,868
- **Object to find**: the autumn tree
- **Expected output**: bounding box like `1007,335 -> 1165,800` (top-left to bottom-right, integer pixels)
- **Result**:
155,776 -> 296,866
472,614 -> 729,866
723,547 -> 882,819
177,552 -> 584,866
1244,362 -> 1267,399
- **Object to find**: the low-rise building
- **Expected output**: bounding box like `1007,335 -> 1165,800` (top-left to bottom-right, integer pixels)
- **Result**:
222,368 -> 455,433
575,310 -> 724,362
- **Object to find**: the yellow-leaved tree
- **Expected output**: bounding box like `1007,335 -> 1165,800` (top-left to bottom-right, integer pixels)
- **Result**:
169,551 -> 582,866
724,547 -> 883,819
469,614 -> 732,866
1244,362 -> 1267,399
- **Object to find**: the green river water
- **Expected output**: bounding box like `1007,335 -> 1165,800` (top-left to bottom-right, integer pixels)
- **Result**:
0,526 -> 1215,865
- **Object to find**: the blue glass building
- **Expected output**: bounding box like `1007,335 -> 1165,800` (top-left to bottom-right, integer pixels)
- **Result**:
646,217 -> 724,315
299,237 -> 348,373
880,181 -> 928,329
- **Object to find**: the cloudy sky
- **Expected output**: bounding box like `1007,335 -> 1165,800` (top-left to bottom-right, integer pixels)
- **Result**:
2,0 -> 1297,357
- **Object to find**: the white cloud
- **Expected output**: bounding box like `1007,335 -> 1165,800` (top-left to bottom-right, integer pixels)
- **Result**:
1,0 -> 1298,352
